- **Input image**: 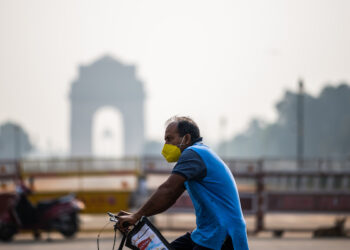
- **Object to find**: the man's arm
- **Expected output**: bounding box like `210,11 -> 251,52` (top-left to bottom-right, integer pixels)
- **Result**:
117,173 -> 186,230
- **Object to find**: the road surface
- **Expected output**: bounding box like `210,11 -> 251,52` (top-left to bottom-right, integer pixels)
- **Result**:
1,231 -> 349,250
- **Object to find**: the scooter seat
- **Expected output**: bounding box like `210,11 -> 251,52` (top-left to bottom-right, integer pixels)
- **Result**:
37,199 -> 59,212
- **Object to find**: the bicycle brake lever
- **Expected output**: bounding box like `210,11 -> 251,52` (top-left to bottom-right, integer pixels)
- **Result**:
110,217 -> 119,223
108,211 -> 130,228
107,212 -> 118,218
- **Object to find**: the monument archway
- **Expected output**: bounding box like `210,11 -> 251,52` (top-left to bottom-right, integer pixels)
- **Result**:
69,55 -> 145,157
93,106 -> 124,157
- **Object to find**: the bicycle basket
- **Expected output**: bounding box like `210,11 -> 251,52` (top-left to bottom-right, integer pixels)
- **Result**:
124,217 -> 173,250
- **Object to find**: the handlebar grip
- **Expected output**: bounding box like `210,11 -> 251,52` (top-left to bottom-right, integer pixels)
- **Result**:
122,221 -> 131,228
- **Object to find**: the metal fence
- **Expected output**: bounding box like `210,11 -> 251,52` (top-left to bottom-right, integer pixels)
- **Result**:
1,157 -> 350,234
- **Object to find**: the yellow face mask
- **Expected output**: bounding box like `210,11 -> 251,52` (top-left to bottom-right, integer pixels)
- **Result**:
161,144 -> 181,162
161,137 -> 185,162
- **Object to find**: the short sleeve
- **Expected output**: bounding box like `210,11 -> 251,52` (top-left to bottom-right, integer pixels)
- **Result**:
172,149 -> 207,181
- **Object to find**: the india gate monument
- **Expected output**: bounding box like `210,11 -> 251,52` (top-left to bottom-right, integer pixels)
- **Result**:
69,55 -> 145,157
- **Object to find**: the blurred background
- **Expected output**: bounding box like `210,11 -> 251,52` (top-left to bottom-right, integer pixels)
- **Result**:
0,0 -> 349,246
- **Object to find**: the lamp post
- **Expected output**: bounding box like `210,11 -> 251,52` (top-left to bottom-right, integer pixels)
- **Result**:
297,79 -> 304,170
13,125 -> 20,160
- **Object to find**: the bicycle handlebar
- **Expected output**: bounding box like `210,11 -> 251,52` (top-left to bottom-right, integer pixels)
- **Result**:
108,212 -> 131,228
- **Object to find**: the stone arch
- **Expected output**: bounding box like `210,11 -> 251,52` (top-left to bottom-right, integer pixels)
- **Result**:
93,106 -> 124,157
69,55 -> 145,157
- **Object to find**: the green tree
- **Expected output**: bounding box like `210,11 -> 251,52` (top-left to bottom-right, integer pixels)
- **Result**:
218,83 -> 350,159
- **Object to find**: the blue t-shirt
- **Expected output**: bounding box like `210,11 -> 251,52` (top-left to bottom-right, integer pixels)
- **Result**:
172,142 -> 249,250
172,149 -> 206,181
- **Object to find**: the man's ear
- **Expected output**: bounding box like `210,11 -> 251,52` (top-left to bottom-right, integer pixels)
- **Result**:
184,134 -> 192,145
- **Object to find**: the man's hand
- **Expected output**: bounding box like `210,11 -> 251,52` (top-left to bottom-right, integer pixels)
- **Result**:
115,174 -> 185,233
116,210 -> 141,233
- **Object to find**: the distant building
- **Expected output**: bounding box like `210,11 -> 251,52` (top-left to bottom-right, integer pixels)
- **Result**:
69,55 -> 145,157
0,122 -> 33,160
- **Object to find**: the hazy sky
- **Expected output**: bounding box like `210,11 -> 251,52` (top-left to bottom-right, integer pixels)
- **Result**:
1,0 -> 350,155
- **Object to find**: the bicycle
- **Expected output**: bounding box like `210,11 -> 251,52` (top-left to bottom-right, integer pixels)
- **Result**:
96,212 -> 173,250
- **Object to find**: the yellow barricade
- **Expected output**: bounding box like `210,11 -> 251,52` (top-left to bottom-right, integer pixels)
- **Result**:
28,190 -> 131,214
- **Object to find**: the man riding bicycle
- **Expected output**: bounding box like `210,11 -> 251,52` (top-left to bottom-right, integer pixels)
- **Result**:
117,116 -> 249,250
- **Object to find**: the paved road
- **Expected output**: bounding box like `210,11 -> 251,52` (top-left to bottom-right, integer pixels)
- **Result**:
1,213 -> 349,250
1,232 -> 349,250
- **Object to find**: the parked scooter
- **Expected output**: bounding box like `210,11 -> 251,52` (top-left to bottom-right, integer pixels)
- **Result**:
0,182 -> 85,241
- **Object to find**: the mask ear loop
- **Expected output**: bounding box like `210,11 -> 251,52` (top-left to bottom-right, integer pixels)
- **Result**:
178,134 -> 189,148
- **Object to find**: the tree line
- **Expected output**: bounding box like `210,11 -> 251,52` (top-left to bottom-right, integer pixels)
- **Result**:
218,83 -> 350,159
